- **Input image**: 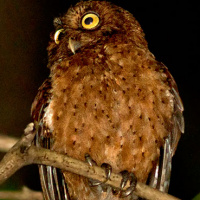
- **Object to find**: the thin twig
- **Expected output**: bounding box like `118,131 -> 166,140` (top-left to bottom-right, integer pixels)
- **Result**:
0,186 -> 43,200
0,123 -> 181,200
0,134 -> 18,152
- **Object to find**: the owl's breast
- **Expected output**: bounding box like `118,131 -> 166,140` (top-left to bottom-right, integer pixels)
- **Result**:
46,44 -> 174,182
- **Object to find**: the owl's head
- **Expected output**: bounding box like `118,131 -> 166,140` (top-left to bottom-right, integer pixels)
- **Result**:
48,1 -> 146,60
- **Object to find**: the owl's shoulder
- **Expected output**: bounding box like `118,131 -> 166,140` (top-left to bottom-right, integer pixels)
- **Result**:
31,78 -> 52,122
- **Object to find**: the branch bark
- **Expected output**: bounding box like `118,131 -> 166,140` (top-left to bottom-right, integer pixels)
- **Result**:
0,124 -> 181,200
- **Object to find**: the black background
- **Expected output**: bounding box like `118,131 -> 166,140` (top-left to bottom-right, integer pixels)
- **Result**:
0,1 -> 199,199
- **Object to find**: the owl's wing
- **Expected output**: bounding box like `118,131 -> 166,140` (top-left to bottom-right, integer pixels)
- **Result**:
149,64 -> 184,192
31,78 -> 70,200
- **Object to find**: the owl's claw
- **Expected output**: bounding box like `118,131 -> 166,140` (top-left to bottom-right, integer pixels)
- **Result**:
101,163 -> 112,183
119,171 -> 137,198
111,171 -> 137,198
85,153 -> 97,167
85,153 -> 101,186
85,154 -> 137,198
85,154 -> 112,188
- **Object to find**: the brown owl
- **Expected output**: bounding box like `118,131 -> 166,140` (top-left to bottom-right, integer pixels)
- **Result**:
31,1 -> 184,200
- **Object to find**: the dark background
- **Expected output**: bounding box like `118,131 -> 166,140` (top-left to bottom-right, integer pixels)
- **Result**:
0,1 -> 199,199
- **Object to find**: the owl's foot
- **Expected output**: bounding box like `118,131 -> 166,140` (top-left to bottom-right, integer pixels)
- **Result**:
85,154 -> 137,198
85,154 -> 112,187
112,170 -> 137,198
119,170 -> 137,198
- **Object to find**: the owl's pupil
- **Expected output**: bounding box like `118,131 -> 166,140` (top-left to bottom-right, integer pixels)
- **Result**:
85,17 -> 93,25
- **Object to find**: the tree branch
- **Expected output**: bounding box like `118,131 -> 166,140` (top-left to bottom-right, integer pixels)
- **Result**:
0,123 -> 181,200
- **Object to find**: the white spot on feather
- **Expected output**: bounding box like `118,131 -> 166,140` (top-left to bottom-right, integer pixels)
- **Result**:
165,90 -> 174,108
43,103 -> 54,131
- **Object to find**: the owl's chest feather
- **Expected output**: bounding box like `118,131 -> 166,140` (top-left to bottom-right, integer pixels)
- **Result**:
45,44 -> 173,181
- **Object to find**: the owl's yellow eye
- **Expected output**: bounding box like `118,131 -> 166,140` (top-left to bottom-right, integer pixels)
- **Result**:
81,13 -> 100,30
54,29 -> 64,44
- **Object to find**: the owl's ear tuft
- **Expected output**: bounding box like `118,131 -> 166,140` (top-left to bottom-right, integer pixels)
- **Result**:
53,17 -> 63,29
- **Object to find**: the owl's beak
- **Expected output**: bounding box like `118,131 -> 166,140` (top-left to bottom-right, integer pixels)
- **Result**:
68,37 -> 82,54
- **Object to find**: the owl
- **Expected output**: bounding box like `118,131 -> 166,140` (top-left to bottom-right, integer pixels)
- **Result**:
31,1 -> 184,200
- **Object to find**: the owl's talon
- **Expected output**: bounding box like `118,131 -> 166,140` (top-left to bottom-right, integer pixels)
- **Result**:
120,170 -> 129,189
85,154 -> 101,186
85,153 -> 97,166
85,154 -> 112,189
88,179 -> 102,187
119,171 -> 137,198
101,163 -> 112,183
85,154 -> 137,197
